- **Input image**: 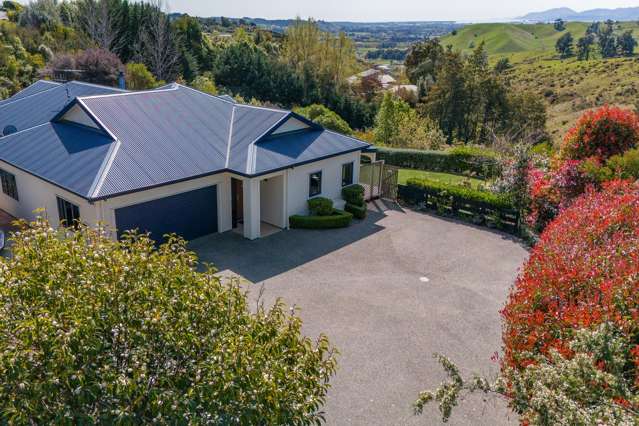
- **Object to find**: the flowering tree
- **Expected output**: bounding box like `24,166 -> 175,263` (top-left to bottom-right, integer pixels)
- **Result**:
527,106 -> 639,231
0,217 -> 337,424
416,181 -> 639,424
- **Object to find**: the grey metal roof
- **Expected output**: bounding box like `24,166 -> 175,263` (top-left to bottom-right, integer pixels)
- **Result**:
0,81 -> 370,200
0,80 -> 60,104
0,81 -> 124,135
253,130 -> 368,175
0,122 -> 115,197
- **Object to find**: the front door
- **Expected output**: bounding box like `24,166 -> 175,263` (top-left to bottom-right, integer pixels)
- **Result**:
231,178 -> 244,228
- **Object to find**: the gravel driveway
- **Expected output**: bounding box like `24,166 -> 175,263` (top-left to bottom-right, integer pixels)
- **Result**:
191,201 -> 529,425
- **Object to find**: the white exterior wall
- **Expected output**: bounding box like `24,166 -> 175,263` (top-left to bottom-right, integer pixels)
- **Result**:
0,160 -> 98,226
285,151 -> 361,217
96,173 -> 233,237
260,175 -> 285,228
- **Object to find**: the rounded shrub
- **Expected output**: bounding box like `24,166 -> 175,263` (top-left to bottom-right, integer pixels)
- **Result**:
308,197 -> 334,216
502,180 -> 639,401
560,106 -> 639,161
0,218 -> 337,424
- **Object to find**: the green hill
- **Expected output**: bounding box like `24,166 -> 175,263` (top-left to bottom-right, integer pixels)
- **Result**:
440,22 -> 639,58
440,22 -> 639,144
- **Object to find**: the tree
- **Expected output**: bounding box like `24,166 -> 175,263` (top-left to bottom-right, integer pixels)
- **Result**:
294,104 -> 353,135
555,32 -> 574,59
576,34 -> 595,60
404,38 -> 444,87
0,217 -> 337,423
617,30 -> 637,57
374,92 -> 411,145
140,1 -> 179,81
18,0 -> 61,31
75,48 -> 123,85
598,20 -> 618,58
553,18 -> 566,31
191,74 -> 217,95
125,62 -> 159,90
493,57 -> 512,74
75,0 -> 120,52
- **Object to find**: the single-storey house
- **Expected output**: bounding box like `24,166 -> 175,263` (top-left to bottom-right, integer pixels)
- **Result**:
0,80 -> 371,241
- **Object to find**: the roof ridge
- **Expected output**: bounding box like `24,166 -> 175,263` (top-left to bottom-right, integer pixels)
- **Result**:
176,84 -> 238,105
224,105 -> 236,169
0,122 -> 50,142
233,102 -> 289,114
78,85 -> 178,101
68,80 -> 128,92
0,81 -> 62,109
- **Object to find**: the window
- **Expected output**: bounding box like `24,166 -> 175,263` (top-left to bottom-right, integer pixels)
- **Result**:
342,162 -> 354,187
57,197 -> 80,228
0,169 -> 18,201
309,171 -> 322,197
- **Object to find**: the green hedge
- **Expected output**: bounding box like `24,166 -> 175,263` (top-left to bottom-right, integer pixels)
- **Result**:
344,202 -> 367,219
376,146 -> 501,179
308,197 -> 334,216
342,184 -> 365,206
405,178 -> 514,210
289,209 -> 353,229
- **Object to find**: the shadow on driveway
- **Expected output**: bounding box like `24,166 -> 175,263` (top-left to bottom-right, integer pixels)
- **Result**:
189,206 -> 389,283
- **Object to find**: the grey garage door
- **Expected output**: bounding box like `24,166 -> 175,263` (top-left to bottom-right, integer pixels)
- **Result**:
115,185 -> 218,242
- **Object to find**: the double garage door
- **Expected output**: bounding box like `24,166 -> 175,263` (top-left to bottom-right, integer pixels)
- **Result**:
115,186 -> 218,242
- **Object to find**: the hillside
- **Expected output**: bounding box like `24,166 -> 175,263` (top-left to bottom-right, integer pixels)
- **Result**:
441,22 -> 639,143
441,22 -> 591,56
520,6 -> 639,22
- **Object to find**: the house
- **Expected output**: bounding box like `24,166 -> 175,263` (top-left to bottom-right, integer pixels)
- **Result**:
0,80 -> 370,241
347,68 -> 396,89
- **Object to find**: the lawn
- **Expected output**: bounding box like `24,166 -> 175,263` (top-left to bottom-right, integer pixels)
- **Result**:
398,169 -> 485,188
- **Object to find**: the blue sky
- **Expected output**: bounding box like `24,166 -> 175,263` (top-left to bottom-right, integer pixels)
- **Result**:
169,1 -> 639,22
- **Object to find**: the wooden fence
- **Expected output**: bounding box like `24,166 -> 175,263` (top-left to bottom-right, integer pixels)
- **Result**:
398,184 -> 520,234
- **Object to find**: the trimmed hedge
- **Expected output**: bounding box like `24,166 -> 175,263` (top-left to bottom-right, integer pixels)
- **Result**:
342,184 -> 366,219
345,202 -> 367,219
376,146 -> 501,179
342,184 -> 365,206
400,178 -> 519,233
405,178 -> 513,210
308,197 -> 334,216
289,209 -> 353,229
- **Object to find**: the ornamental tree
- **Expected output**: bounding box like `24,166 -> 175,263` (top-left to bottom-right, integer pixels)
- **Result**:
560,106 -> 639,162
0,217 -> 337,424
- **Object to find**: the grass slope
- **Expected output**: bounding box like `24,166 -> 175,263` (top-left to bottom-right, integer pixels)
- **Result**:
441,22 -> 639,143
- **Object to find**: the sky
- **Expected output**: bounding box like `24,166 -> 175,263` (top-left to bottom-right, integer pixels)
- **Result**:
168,0 -> 639,22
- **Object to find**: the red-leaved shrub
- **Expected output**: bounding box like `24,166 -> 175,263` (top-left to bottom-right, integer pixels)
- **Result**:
560,106 -> 639,161
503,180 -> 639,386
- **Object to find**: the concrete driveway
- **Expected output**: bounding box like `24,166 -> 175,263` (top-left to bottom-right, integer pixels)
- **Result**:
191,201 -> 529,425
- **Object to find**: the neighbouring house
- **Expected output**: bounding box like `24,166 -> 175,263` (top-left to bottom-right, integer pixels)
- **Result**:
347,68 -> 397,89
0,80 -> 370,241
0,11 -> 7,21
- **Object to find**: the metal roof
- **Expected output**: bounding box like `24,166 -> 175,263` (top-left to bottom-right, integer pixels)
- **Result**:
0,122 -> 115,197
253,130 -> 368,175
0,81 -> 124,135
0,81 -> 371,200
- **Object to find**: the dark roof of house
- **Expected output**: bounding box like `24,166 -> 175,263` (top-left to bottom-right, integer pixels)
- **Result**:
0,80 -> 370,200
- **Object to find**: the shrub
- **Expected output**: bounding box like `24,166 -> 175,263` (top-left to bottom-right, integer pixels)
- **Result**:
294,104 -> 353,135
0,217 -> 337,423
289,209 -> 353,229
405,177 -> 514,210
560,106 -> 639,161
604,147 -> 639,180
344,202 -> 367,219
503,180 -> 639,400
377,146 -> 501,179
307,197 -> 334,216
342,184 -> 365,206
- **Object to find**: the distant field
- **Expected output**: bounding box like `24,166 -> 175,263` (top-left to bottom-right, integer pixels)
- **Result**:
440,22 -> 639,144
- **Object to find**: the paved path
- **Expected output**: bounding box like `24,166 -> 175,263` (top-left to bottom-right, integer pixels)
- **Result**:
191,201 -> 529,425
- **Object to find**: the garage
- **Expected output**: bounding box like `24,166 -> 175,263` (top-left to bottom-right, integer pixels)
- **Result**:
115,186 -> 218,242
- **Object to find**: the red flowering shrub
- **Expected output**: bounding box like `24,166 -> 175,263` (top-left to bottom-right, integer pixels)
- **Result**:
560,106 -> 639,161
503,180 -> 639,388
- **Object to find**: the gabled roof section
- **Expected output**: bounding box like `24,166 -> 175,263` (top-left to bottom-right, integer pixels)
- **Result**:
0,122 -> 115,198
0,80 -> 60,105
0,80 -> 124,138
